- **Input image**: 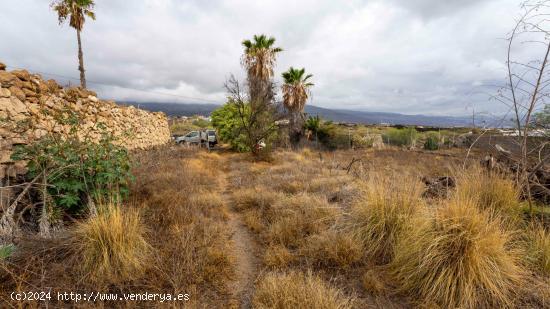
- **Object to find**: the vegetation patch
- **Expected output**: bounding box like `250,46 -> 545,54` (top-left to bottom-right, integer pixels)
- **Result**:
252,271 -> 355,309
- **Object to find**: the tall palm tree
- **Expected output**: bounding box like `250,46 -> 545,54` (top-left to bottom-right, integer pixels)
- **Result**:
242,35 -> 282,105
282,67 -> 314,146
242,34 -> 283,82
51,0 -> 96,89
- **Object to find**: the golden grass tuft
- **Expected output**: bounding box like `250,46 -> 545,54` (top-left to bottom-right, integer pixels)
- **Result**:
252,271 -> 355,309
266,194 -> 340,248
348,173 -> 424,263
231,188 -> 284,212
455,168 -> 520,220
263,245 -> 295,268
525,225 -> 550,276
300,230 -> 363,268
243,209 -> 264,233
391,198 -> 524,308
72,206 -> 149,284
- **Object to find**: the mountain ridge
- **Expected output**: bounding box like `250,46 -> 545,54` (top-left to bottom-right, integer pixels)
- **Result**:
121,102 -> 505,127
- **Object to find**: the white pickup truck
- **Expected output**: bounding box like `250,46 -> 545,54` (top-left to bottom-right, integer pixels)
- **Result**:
176,130 -> 217,147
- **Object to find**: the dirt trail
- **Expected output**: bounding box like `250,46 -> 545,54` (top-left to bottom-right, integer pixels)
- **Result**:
222,167 -> 260,309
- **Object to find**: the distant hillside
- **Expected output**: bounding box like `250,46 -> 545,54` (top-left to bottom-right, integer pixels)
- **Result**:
123,102 -> 506,127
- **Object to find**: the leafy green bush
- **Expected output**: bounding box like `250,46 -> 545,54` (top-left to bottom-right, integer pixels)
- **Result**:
423,133 -> 439,150
192,118 -> 210,128
382,127 -> 417,147
12,113 -> 133,214
211,100 -> 252,152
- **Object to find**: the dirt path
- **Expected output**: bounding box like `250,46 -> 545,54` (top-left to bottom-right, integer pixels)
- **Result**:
222,169 -> 260,309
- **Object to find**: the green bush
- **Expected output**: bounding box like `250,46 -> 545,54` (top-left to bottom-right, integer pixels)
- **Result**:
12,114 -> 133,214
382,127 -> 417,147
211,100 -> 252,152
423,133 -> 439,150
192,118 -> 210,128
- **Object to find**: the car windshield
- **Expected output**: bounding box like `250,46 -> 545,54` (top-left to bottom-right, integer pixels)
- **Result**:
187,132 -> 198,137
208,131 -> 215,136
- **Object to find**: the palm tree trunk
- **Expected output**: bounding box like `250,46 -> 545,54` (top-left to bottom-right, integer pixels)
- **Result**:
76,29 -> 86,88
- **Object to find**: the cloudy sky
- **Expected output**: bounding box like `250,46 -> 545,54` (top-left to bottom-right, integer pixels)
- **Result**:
0,0 -> 535,116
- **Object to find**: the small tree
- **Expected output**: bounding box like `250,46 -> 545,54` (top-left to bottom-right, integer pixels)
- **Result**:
211,76 -> 279,155
282,67 -> 314,147
305,115 -> 321,146
495,0 -> 550,209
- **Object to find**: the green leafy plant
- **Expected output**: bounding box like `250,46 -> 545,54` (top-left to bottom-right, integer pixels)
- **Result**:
11,110 -> 133,213
382,127 -> 418,147
211,99 -> 253,152
0,245 -> 15,260
423,133 -> 439,150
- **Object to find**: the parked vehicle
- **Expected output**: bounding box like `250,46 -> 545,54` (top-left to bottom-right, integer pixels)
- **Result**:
206,129 -> 217,147
176,129 -> 217,148
176,131 -> 201,144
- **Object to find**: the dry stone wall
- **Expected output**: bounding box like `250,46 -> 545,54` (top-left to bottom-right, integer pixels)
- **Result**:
0,62 -> 171,179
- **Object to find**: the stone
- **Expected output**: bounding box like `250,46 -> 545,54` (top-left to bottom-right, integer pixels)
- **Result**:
88,95 -> 98,103
0,62 -> 5,71
0,151 -> 12,163
33,129 -> 47,139
12,70 -> 31,81
0,71 -> 16,87
22,88 -> 36,98
8,86 -> 25,101
6,97 -> 28,117
0,88 -> 10,98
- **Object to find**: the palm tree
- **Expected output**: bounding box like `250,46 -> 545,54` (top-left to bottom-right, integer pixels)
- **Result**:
242,35 -> 282,105
242,34 -> 283,82
51,0 -> 96,89
304,115 -> 321,146
282,67 -> 314,146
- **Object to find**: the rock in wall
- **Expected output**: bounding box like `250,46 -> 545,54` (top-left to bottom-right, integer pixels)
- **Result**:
0,62 -> 171,179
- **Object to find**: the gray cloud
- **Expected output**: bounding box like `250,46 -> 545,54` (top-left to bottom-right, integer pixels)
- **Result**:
0,0 -> 534,115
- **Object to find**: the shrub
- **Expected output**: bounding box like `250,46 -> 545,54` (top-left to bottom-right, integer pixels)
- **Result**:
382,127 -> 417,147
348,174 -> 424,263
71,206 -> 149,284
252,271 -> 355,309
300,230 -> 363,268
391,198 -> 524,308
12,122 -> 132,214
211,100 -> 252,152
525,225 -> 550,276
455,169 -> 520,221
192,117 -> 210,128
423,133 -> 439,150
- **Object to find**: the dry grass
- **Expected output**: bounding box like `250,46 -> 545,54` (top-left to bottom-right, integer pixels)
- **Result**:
252,271 -> 355,309
455,168 -> 521,221
348,173 -> 424,263
265,194 -> 340,248
263,245 -> 295,268
299,230 -> 363,268
361,269 -> 386,296
71,206 -> 150,284
231,187 -> 284,212
391,197 -> 525,308
130,148 -> 235,306
526,225 -> 550,276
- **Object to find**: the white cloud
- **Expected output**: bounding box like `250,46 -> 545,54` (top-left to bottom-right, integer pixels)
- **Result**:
0,0 -> 536,115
